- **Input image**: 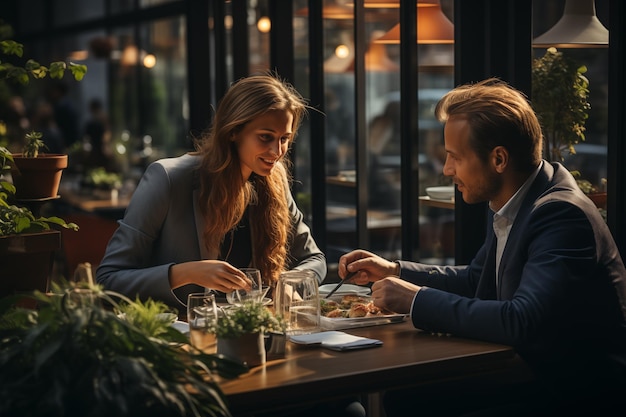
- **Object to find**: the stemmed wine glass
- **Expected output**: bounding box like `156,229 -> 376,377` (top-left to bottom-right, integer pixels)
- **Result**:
226,268 -> 270,305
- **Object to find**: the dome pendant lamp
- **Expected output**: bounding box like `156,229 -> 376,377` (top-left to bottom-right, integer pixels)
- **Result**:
533,0 -> 608,48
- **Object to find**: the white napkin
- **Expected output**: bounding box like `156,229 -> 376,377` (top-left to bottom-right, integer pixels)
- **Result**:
289,331 -> 383,351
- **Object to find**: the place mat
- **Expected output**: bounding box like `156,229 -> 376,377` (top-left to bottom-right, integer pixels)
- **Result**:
289,331 -> 382,351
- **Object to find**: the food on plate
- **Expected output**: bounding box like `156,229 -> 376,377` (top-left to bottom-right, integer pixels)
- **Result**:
326,308 -> 348,318
348,303 -> 368,318
320,299 -> 340,315
320,295 -> 393,318
367,303 -> 383,316
339,295 -> 369,309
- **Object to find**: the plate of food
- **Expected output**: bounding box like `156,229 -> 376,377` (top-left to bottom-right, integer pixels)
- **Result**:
319,294 -> 406,330
318,283 -> 372,297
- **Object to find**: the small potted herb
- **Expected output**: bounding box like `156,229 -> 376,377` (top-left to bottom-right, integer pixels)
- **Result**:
214,301 -> 285,367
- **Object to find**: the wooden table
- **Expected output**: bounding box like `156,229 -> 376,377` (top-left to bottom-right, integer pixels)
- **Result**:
419,195 -> 455,210
218,321 -> 529,416
59,187 -> 130,215
57,182 -> 131,220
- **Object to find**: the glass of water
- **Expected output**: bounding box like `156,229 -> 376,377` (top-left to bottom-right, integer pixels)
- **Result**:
274,270 -> 320,336
187,292 -> 218,354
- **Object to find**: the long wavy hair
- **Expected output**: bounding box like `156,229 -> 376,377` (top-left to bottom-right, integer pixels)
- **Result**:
195,74 -> 308,284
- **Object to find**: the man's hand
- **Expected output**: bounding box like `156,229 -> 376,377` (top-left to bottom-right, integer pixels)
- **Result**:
371,276 -> 421,314
338,249 -> 399,285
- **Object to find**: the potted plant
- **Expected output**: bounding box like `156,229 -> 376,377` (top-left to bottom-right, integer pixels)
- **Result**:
213,300 -> 286,367
531,47 -> 590,163
1,20 -> 85,299
10,131 -> 68,199
0,281 -> 248,417
531,47 -> 606,209
1,146 -> 78,300
1,20 -> 86,200
81,166 -> 123,199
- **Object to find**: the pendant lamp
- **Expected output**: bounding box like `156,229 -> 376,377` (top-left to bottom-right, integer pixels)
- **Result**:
374,0 -> 453,44
533,0 -> 608,48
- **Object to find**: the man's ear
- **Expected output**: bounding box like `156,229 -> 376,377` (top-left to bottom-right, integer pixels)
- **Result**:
493,146 -> 508,173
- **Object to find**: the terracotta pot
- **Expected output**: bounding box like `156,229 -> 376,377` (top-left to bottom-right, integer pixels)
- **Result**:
587,192 -> 607,209
217,332 -> 266,367
0,231 -> 61,307
11,154 -> 68,200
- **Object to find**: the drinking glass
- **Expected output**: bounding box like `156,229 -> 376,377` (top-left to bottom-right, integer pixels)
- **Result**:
274,270 -> 320,336
226,268 -> 269,304
187,292 -> 218,354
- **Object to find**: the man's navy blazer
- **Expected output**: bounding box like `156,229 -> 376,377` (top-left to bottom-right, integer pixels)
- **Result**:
399,161 -> 626,379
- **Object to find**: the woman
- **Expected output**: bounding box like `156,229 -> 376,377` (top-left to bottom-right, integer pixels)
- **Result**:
96,75 -> 326,308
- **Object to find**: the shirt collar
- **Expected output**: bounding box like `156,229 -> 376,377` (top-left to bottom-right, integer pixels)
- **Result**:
491,161 -> 542,222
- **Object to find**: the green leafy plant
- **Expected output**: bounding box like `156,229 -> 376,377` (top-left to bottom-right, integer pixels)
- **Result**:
117,297 -> 178,339
0,20 -> 87,85
0,144 -> 11,162
21,130 -> 46,157
1,145 -> 78,238
1,19 -> 86,155
0,281 -> 248,417
214,301 -> 285,339
0,19 -> 83,236
0,199 -> 79,235
0,168 -> 79,236
571,170 -> 596,194
531,47 -> 591,162
83,166 -> 123,190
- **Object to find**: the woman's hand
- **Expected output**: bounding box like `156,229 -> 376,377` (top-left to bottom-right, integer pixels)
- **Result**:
169,260 -> 253,292
338,249 -> 399,285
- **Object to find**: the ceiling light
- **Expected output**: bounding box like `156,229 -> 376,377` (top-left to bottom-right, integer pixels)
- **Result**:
533,0 -> 608,48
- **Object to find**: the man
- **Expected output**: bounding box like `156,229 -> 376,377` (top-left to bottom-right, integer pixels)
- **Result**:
339,78 -> 626,416
47,81 -> 80,149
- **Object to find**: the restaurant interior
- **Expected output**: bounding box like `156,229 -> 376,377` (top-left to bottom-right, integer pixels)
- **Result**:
1,0 -> 624,283
1,1 -> 625,416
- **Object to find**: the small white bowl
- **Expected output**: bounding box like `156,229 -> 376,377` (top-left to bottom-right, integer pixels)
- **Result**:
425,186 -> 455,200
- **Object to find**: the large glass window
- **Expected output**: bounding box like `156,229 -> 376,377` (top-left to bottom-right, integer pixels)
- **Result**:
53,0 -> 106,26
7,0 -> 623,280
291,0 -> 454,272
108,17 -> 187,182
249,0 -> 271,74
532,0 -> 609,217
320,0 -> 359,265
